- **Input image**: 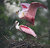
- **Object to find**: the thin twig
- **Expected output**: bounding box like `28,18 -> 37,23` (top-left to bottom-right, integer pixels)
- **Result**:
1,33 -> 9,40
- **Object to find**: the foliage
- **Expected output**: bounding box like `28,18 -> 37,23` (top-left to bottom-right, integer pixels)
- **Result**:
0,0 -> 50,48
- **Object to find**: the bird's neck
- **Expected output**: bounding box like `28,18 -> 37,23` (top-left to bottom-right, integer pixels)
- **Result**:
15,23 -> 20,29
18,10 -> 25,18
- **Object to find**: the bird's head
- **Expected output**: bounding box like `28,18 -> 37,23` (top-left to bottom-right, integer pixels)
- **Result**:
18,9 -> 27,18
15,21 -> 20,29
15,21 -> 19,25
10,21 -> 19,30
15,21 -> 19,26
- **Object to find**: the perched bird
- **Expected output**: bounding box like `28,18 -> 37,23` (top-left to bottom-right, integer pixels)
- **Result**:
15,21 -> 37,38
17,2 -> 47,25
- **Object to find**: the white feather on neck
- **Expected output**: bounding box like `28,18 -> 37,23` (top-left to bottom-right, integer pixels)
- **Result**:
18,9 -> 28,18
15,22 -> 20,29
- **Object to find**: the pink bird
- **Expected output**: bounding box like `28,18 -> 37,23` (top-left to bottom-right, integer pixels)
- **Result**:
17,2 -> 47,25
15,21 -> 37,38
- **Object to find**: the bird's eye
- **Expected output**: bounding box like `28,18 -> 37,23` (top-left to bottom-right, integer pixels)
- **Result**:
18,10 -> 19,12
15,21 -> 18,24
17,21 -> 18,23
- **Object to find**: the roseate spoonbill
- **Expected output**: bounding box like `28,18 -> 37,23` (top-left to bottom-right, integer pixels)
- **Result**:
17,2 -> 47,25
14,21 -> 37,38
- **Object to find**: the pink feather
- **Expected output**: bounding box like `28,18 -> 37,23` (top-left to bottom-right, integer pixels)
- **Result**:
20,25 -> 37,38
20,2 -> 47,25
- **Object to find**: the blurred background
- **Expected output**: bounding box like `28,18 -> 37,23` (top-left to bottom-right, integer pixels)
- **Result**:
0,0 -> 50,48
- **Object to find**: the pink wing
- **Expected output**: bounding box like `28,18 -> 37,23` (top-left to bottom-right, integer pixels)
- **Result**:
31,2 -> 47,9
28,2 -> 47,17
21,3 -> 30,9
25,2 -> 47,25
20,25 -> 37,38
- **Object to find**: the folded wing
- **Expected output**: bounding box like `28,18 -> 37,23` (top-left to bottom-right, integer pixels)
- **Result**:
20,25 -> 37,38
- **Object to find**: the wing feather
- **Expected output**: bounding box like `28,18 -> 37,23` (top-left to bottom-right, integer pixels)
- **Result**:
20,25 -> 37,38
21,3 -> 30,9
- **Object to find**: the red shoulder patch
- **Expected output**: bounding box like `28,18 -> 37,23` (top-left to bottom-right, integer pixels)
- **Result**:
22,5 -> 27,8
20,25 -> 29,29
